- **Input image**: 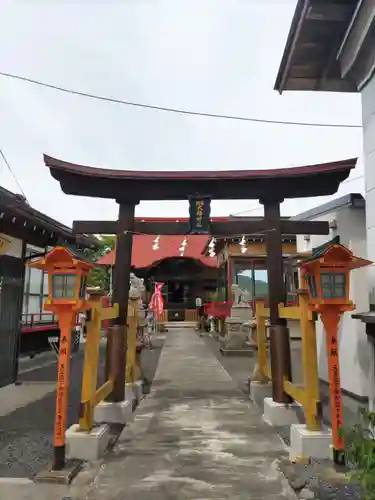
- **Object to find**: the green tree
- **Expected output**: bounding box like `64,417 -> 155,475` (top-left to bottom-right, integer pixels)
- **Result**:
86,235 -> 115,292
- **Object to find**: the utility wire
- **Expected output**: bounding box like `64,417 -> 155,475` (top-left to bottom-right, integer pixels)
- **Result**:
229,174 -> 365,217
0,71 -> 362,129
0,147 -> 29,202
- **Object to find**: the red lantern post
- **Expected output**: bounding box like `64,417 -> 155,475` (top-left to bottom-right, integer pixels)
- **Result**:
28,247 -> 92,471
300,238 -> 371,465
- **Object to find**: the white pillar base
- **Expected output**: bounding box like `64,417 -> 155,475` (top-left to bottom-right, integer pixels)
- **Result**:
249,381 -> 272,408
94,399 -> 133,424
125,383 -> 135,401
289,424 -> 333,462
66,424 -> 110,461
263,397 -> 300,426
133,380 -> 143,404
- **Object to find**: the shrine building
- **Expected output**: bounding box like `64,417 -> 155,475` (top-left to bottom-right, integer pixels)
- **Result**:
97,216 -> 297,321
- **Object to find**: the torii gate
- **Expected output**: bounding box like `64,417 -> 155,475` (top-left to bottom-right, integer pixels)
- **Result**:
44,154 -> 356,404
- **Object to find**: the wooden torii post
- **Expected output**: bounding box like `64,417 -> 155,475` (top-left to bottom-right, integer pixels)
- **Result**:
43,154 -> 356,404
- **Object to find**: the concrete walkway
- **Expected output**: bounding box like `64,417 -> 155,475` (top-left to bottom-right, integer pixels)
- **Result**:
84,329 -> 289,499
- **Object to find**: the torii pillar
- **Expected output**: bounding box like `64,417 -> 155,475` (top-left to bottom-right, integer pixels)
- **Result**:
106,201 -> 137,402
261,197 -> 292,403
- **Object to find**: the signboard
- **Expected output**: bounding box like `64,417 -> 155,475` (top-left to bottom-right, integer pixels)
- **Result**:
54,330 -> 71,449
189,197 -> 211,234
327,328 -> 345,463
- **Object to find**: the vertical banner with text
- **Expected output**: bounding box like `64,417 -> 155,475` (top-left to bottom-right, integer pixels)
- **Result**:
325,323 -> 345,461
189,197 -> 211,234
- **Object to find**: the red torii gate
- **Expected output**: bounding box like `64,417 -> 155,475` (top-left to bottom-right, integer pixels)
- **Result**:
44,154 -> 356,404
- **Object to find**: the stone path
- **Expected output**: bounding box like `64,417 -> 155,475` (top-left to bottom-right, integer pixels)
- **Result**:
83,329 -> 289,499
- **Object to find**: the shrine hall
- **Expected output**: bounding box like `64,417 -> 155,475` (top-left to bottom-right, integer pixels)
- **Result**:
97,216 -> 297,322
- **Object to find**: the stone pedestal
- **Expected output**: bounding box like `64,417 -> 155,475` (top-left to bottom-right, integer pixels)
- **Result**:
220,315 -> 254,356
231,305 -> 253,322
263,397 -> 300,426
290,424 -> 332,462
66,424 -> 110,461
94,399 -> 133,424
223,317 -> 244,349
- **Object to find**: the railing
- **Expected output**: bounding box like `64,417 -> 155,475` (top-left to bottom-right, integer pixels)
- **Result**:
252,293 -> 321,431
79,302 -> 119,431
79,299 -> 142,431
22,312 -> 56,326
21,312 -> 80,334
204,301 -> 233,319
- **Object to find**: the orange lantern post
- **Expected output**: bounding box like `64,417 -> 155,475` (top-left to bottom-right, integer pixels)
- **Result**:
28,247 -> 92,471
300,236 -> 372,466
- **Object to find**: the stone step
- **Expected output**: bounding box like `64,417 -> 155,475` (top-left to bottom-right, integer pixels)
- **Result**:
164,321 -> 196,329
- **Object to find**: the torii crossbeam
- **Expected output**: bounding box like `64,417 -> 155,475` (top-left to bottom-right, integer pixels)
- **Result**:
44,154 -> 356,403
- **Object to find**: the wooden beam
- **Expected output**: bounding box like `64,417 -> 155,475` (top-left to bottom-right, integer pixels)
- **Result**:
337,0 -> 375,79
306,4 -> 354,22
284,77 -> 357,92
73,219 -> 329,237
73,220 -> 117,235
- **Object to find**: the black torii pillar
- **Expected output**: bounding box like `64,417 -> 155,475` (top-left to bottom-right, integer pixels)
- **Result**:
106,201 -> 137,403
261,198 -> 292,404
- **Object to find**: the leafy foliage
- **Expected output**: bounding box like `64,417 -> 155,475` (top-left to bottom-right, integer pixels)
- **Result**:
86,235 -> 115,292
343,408 -> 375,500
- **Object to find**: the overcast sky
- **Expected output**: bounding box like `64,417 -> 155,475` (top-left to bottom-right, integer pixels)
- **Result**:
0,0 -> 363,227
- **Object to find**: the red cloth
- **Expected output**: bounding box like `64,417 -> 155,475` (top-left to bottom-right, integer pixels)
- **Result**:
149,283 -> 164,319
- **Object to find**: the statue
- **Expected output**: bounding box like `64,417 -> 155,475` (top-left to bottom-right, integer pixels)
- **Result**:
231,285 -> 242,307
129,273 -> 145,300
232,285 -> 251,308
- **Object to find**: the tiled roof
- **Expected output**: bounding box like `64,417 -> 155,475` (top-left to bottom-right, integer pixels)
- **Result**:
97,234 -> 216,268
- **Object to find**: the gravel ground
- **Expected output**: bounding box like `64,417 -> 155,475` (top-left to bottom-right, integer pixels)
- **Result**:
0,337 -> 164,479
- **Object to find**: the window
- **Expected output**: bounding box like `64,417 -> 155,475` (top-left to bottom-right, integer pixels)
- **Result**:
320,272 -> 346,299
79,276 -> 87,299
308,275 -> 318,298
52,274 -> 76,299
22,245 -> 45,318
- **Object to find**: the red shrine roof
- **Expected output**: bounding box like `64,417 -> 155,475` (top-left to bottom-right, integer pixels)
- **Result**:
97,235 -> 215,268
97,217 -> 221,269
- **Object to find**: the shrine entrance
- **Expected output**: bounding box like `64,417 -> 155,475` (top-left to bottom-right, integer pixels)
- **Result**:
44,154 -> 356,403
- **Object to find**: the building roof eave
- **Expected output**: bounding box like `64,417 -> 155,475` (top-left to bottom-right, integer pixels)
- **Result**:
274,0 -> 360,94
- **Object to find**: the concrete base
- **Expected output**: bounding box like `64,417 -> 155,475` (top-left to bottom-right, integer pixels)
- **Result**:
249,381 -> 273,409
290,424 -> 333,462
65,424 -> 110,461
263,397 -> 300,427
94,399 -> 133,424
34,459 -> 82,485
125,383 -> 135,401
133,380 -> 143,404
220,347 -> 254,357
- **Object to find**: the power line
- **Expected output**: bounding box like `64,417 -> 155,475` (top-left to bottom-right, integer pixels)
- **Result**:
0,147 -> 29,202
229,174 -> 364,217
0,71 -> 362,129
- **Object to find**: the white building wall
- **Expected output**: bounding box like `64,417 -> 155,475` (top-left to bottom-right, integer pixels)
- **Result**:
362,79 -> 375,304
296,205 -> 369,397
